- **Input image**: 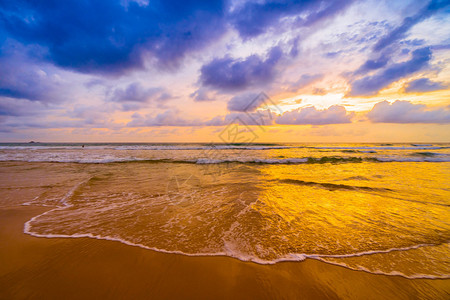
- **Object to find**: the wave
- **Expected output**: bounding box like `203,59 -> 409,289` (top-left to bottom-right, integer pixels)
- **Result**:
1,143 -> 449,152
314,146 -> 446,150
195,158 -> 311,164
0,157 -> 148,164
278,179 -> 393,192
2,155 -> 450,164
23,200 -> 449,279
0,144 -> 295,151
115,145 -> 295,151
375,156 -> 450,162
21,177 -> 450,280
24,228 -> 450,279
410,152 -> 450,157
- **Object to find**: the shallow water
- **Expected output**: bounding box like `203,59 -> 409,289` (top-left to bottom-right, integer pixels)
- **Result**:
1,143 -> 449,279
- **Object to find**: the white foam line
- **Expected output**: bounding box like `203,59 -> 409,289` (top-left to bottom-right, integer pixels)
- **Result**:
0,145 -> 296,151
22,195 -> 40,206
24,226 -> 450,279
306,243 -> 439,259
311,257 -> 450,279
23,220 -> 450,279
23,183 -> 450,280
23,177 -> 92,234
195,158 -> 309,164
2,156 -> 450,163
24,226 -> 307,265
58,178 -> 88,205
315,146 -> 446,150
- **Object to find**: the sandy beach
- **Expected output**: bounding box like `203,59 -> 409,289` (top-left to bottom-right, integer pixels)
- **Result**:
1,205 -> 449,299
1,0 -> 450,297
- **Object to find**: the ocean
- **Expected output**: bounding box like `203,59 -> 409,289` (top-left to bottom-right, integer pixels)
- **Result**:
1,142 -> 449,279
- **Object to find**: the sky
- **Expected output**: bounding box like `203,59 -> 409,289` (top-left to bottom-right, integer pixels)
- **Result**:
0,0 -> 449,143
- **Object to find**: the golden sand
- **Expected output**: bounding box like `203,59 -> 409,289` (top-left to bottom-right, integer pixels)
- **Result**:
1,205 -> 449,299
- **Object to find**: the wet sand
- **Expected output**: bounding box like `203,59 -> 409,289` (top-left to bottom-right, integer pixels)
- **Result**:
1,206 -> 449,299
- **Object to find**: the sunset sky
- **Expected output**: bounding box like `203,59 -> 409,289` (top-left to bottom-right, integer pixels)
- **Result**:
0,0 -> 449,142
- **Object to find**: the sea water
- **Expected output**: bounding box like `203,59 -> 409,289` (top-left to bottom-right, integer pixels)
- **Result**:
0,143 -> 449,279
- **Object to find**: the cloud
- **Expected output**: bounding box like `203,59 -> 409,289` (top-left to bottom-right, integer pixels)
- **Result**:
128,108 -> 278,127
205,110 -> 277,126
0,53 -> 64,102
0,98 -> 48,116
351,1 -> 448,83
200,46 -> 283,91
373,0 -> 449,52
404,78 -> 447,93
353,54 -> 390,75
349,47 -> 432,96
212,102 -> 353,128
229,0 -> 354,39
0,0 -> 228,75
190,88 -> 215,102
0,101 -> 118,130
431,44 -> 450,50
6,117 -> 109,129
276,105 -> 353,125
227,92 -> 275,112
109,82 -> 171,111
110,83 -> 166,103
69,105 -> 116,127
367,100 -> 450,123
127,110 -> 203,127
288,74 -> 323,92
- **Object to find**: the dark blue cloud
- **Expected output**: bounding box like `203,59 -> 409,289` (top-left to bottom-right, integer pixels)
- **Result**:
431,44 -> 450,50
352,1 -> 449,80
0,52 -> 63,102
197,0 -> 355,92
0,0 -> 227,75
0,0 -> 359,100
404,78 -> 447,93
230,0 -> 353,39
373,0 -> 449,52
349,47 -> 432,96
200,46 -> 283,91
367,100 -> 450,123
353,54 -> 390,75
400,39 -> 426,47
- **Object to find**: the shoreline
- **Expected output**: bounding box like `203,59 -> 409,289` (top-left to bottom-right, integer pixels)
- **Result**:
1,205 -> 449,299
23,204 -> 450,280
